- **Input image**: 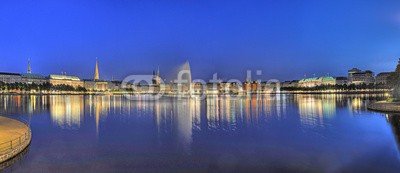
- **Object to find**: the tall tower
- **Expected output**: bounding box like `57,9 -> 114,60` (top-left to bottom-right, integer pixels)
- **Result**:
152,66 -> 161,85
94,58 -> 100,80
27,58 -> 31,74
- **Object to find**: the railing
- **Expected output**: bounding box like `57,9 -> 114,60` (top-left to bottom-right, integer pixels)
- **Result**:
0,117 -> 31,157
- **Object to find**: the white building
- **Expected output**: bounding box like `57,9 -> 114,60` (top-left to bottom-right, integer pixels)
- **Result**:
0,72 -> 22,83
350,70 -> 375,85
21,73 -> 48,84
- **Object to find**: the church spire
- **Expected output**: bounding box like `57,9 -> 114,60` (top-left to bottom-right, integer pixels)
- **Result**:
27,58 -> 31,74
94,58 -> 100,80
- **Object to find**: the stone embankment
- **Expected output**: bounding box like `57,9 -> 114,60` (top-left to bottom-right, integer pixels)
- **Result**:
0,116 -> 31,167
368,101 -> 400,113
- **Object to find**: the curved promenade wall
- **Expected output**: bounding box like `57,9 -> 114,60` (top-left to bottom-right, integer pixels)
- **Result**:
0,117 -> 32,166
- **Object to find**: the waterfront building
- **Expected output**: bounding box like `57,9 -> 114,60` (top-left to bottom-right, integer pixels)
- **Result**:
0,72 -> 21,83
350,70 -> 375,85
21,73 -> 47,84
281,81 -> 290,88
262,81 -> 280,92
49,74 -> 84,88
20,59 -> 48,84
281,80 -> 299,88
84,80 -> 108,91
206,82 -> 219,95
241,81 -> 261,93
251,81 -> 260,92
219,82 -> 231,94
348,68 -> 375,85
211,82 -> 242,94
84,58 -> 109,91
299,76 -> 336,87
229,82 -> 242,94
335,77 -> 348,85
162,83 -> 172,93
320,76 -> 336,85
348,68 -> 362,83
169,82 -> 186,93
123,68 -> 164,93
134,84 -> 150,93
242,81 -> 251,92
108,81 -> 122,90
376,72 -> 393,85
192,82 -> 205,94
298,77 -> 320,87
243,81 -> 261,92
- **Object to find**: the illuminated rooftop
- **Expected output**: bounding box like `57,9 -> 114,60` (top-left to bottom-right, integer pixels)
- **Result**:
21,73 -> 46,79
50,74 -> 81,81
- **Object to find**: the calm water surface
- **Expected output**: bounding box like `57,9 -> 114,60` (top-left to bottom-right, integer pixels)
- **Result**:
1,94 -> 400,173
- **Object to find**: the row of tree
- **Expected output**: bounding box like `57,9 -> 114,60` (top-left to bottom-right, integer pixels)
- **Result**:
0,82 -> 87,92
387,59 -> 400,98
281,83 -> 390,91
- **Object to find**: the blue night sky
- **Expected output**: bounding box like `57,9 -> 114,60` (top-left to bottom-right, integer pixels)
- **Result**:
1,0 -> 400,81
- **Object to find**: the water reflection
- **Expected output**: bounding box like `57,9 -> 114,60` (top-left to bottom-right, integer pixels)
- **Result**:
173,98 -> 194,152
50,95 -> 83,129
1,94 -> 400,172
297,95 -> 336,127
0,94 -> 387,132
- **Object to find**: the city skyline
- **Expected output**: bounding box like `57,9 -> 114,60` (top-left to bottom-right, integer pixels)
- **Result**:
2,1 -> 400,172
1,0 -> 400,81
1,57 -> 396,83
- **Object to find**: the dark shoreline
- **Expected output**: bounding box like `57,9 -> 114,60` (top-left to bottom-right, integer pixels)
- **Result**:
368,101 -> 400,113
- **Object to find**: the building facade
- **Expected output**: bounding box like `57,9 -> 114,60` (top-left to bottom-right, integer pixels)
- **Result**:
299,76 -> 336,87
376,72 -> 393,85
242,82 -> 251,92
21,73 -> 47,84
108,81 -> 122,90
348,68 -> 362,83
348,68 -> 375,85
320,76 -> 336,85
335,77 -> 348,85
0,72 -> 22,83
241,81 -> 261,93
350,70 -> 375,85
83,58 -> 109,91
298,77 -> 320,87
49,74 -> 84,88
84,80 -> 109,91
281,80 -> 299,88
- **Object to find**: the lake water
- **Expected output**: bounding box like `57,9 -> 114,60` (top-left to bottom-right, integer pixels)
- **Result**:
0,94 -> 400,173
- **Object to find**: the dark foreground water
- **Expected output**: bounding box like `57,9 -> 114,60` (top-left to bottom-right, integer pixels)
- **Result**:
0,94 -> 400,173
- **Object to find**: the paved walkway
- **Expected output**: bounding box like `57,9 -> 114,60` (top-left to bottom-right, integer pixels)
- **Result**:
0,117 -> 28,144
0,116 -> 31,170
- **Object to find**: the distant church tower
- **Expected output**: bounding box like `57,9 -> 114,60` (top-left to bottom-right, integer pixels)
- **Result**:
27,58 -> 31,74
152,66 -> 161,85
94,58 -> 100,80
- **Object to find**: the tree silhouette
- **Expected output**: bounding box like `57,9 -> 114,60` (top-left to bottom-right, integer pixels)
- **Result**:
388,59 -> 400,98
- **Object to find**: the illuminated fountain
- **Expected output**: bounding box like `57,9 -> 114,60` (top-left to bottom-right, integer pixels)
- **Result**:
176,61 -> 192,96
